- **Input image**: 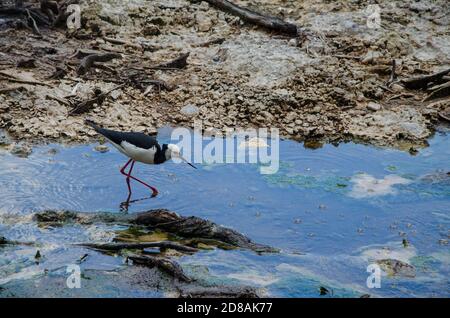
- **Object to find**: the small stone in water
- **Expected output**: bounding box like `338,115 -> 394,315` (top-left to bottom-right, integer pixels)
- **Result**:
94,145 -> 109,153
319,286 -> 330,296
438,239 -> 448,245
0,130 -> 12,146
10,142 -> 32,158
402,238 -> 409,248
47,148 -> 58,155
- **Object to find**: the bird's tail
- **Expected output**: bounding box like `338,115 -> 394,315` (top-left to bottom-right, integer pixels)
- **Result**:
85,119 -> 101,132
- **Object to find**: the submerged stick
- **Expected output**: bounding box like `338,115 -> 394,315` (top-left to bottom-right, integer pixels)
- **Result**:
203,0 -> 298,36
80,241 -> 198,253
0,236 -> 35,246
128,254 -> 192,282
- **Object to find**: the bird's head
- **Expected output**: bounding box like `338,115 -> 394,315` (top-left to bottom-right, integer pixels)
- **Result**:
166,144 -> 197,169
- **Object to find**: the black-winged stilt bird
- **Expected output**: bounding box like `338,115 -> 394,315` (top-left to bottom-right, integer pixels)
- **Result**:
85,120 -> 196,202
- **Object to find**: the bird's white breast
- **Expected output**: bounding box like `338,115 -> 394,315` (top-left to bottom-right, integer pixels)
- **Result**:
118,141 -> 158,164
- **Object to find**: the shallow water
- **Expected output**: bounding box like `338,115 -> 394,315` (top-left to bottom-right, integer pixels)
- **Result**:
0,127 -> 449,297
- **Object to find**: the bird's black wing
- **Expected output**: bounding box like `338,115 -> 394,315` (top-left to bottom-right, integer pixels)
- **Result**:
85,120 -> 159,150
98,128 -> 159,150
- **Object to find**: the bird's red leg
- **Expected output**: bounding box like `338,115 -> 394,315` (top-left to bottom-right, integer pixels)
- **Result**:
120,158 -> 158,197
120,159 -> 133,175
120,159 -> 134,201
127,174 -> 159,197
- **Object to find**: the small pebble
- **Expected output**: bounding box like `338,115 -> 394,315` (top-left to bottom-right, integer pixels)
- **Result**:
367,102 -> 382,111
94,145 -> 109,153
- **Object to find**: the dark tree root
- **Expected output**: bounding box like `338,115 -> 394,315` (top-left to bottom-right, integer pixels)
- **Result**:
33,209 -> 278,253
0,236 -> 34,246
128,254 -> 192,283
80,241 -> 199,253
201,0 -> 298,36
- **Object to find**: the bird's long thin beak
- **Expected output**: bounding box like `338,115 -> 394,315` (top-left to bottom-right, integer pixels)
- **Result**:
181,156 -> 197,169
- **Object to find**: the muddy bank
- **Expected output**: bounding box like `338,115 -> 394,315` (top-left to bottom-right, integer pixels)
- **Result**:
0,0 -> 449,152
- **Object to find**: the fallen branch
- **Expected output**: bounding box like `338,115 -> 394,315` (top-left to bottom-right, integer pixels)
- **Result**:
0,86 -> 27,94
46,94 -> 72,106
439,107 -> 450,122
25,8 -> 42,37
402,67 -> 450,90
103,36 -> 143,51
80,241 -> 198,253
423,81 -> 450,102
77,52 -> 122,75
193,37 -> 226,48
202,0 -> 298,36
0,70 -> 52,87
128,254 -> 192,282
69,84 -> 125,115
151,52 -> 190,70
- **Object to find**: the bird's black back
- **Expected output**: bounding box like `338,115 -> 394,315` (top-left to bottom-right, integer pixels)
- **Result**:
99,128 -> 159,150
85,120 -> 158,149
85,120 -> 168,164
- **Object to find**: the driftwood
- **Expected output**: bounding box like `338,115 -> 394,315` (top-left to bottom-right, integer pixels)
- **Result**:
151,52 -> 190,70
77,52 -> 122,75
203,0 -> 298,36
80,241 -> 199,253
439,107 -> 450,122
128,254 -> 192,282
193,37 -> 226,48
33,209 -> 278,253
402,67 -> 450,90
103,36 -> 143,51
0,70 -> 52,87
25,8 -> 42,37
0,236 -> 34,246
69,84 -> 124,115
423,81 -> 450,102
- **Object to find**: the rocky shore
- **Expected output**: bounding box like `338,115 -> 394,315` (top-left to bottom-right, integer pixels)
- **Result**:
0,0 -> 449,154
